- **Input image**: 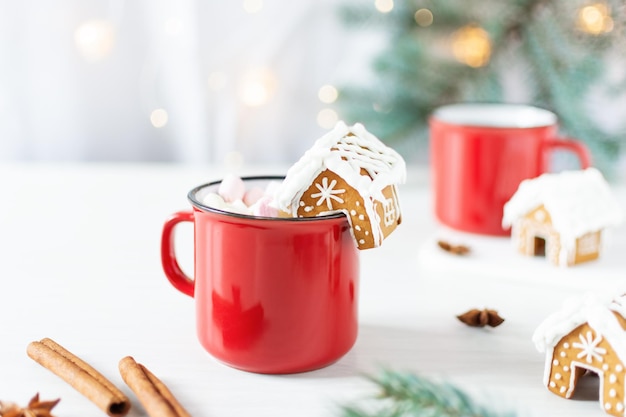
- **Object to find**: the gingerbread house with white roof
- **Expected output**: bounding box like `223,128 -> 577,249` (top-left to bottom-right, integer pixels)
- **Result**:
274,121 -> 406,250
502,168 -> 623,267
533,294 -> 626,417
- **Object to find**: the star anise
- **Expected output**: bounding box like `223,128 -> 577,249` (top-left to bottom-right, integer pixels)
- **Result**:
457,308 -> 505,328
437,240 -> 471,256
0,394 -> 60,417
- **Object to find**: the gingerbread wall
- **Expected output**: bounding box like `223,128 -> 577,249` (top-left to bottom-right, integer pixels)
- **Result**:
573,231 -> 602,264
514,204 -> 602,266
515,205 -> 561,265
296,169 -> 377,249
547,322 -> 625,416
373,184 -> 401,240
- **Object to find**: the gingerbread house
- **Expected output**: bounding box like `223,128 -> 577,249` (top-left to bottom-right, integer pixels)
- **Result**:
502,168 -> 623,267
533,294 -> 626,417
274,121 -> 406,250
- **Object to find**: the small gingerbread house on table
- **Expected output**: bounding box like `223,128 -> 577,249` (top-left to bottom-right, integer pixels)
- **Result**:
502,168 -> 623,267
274,121 -> 406,250
533,294 -> 626,417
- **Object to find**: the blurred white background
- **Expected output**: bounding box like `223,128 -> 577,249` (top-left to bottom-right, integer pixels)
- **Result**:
0,0 -> 382,164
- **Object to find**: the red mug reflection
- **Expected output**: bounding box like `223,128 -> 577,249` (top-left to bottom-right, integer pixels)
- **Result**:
211,286 -> 265,351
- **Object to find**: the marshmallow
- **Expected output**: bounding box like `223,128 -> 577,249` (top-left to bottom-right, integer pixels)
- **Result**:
229,199 -> 250,215
201,193 -> 227,210
243,187 -> 265,207
202,176 -> 281,217
251,196 -> 279,217
218,174 -> 246,203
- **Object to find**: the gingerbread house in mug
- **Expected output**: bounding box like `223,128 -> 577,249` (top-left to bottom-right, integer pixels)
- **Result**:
502,168 -> 623,267
274,121 -> 406,250
533,294 -> 626,417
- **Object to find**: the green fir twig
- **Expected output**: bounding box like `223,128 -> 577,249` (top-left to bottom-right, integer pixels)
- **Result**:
340,370 -> 516,417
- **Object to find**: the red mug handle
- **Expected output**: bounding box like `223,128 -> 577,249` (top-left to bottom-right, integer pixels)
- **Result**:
161,210 -> 195,297
542,138 -> 592,169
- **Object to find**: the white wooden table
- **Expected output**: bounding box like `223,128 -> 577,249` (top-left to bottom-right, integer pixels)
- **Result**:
1,162 -> 625,417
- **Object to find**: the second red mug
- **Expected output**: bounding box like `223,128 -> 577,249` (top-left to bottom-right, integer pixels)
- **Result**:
430,103 -> 591,236
160,176 -> 360,374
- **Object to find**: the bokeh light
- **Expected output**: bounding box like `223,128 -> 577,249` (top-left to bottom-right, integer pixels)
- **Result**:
317,108 -> 338,129
150,108 -> 169,128
238,68 -> 277,107
318,85 -> 338,104
243,0 -> 263,14
578,3 -> 613,35
375,0 -> 394,13
451,25 -> 491,68
74,19 -> 115,62
414,9 -> 434,27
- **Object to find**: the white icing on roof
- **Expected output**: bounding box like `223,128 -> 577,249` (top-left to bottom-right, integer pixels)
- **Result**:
533,293 -> 626,364
502,168 -> 624,251
273,121 -> 407,212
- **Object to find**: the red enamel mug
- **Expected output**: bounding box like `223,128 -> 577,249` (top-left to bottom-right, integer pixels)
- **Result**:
430,103 -> 591,235
160,176 -> 360,374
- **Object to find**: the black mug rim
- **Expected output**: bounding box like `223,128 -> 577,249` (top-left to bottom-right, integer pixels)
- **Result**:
187,175 -> 346,221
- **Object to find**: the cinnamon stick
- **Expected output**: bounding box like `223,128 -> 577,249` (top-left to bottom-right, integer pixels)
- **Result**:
118,356 -> 190,417
26,338 -> 130,417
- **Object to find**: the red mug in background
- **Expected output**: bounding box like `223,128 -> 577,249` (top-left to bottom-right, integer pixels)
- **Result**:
160,176 -> 360,374
430,103 -> 591,236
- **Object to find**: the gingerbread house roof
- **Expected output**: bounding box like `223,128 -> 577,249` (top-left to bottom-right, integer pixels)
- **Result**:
502,168 -> 623,252
274,121 -> 406,212
533,294 -> 626,364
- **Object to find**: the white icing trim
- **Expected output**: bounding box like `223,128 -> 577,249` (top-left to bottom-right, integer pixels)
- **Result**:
534,293 -> 626,368
274,121 -> 407,213
533,293 -> 617,351
569,361 -> 604,400
543,349 -> 553,386
588,305 -> 626,365
572,331 -> 607,363
610,295 -> 626,319
533,295 -> 597,353
502,168 -> 624,253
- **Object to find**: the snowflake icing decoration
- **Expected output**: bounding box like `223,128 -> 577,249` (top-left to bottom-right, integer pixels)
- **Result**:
311,177 -> 345,210
572,331 -> 607,363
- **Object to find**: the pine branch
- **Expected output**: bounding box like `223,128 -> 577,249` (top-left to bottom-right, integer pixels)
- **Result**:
522,14 -> 621,170
340,370 -> 516,417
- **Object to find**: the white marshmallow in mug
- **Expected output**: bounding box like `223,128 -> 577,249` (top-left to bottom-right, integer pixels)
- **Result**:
251,196 -> 279,217
202,176 -> 280,217
243,187 -> 265,206
217,173 -> 246,203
